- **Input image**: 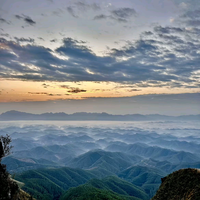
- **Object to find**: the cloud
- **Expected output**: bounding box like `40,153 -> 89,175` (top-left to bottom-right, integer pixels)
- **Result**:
15,15 -> 36,25
142,31 -> 153,36
0,33 -> 10,37
115,85 -> 141,89
28,92 -> 62,96
182,9 -> 200,19
48,93 -> 62,96
42,83 -> 51,88
60,85 -> 70,89
67,88 -> 87,93
94,14 -> 108,20
1,7 -> 200,89
111,8 -> 137,19
93,7 -> 136,23
60,84 -> 87,93
127,89 -> 141,92
0,33 -> 197,87
185,20 -> 200,26
0,18 -> 10,24
24,16 -> 36,25
38,37 -> 45,41
75,2 -> 100,11
154,26 -> 184,34
66,7 -> 78,18
178,8 -> 200,27
28,92 -> 48,95
60,85 -> 87,93
14,37 -> 35,43
52,8 -> 64,17
112,16 -> 127,23
50,39 -> 57,42
15,15 -> 23,20
56,37 -> 96,61
66,2 -> 101,18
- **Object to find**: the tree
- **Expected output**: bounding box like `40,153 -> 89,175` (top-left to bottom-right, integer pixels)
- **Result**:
0,134 -> 12,161
0,135 -> 19,200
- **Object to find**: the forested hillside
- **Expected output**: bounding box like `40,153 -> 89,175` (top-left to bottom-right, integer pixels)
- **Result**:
1,120 -> 200,199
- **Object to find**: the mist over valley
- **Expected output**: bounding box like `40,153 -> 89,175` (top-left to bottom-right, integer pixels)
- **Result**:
1,119 -> 200,199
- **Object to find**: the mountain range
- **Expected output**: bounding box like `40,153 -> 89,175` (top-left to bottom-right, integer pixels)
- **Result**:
0,110 -> 200,121
1,119 -> 200,199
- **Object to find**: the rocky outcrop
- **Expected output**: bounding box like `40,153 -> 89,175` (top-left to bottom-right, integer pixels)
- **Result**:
152,168 -> 200,200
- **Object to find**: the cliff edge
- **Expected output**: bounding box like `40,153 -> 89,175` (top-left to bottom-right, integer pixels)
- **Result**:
152,168 -> 200,200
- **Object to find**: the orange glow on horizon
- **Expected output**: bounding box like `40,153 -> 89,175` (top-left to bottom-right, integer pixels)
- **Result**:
0,79 -> 200,102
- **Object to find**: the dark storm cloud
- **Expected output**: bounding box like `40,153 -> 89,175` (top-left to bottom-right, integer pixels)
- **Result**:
1,7 -> 200,89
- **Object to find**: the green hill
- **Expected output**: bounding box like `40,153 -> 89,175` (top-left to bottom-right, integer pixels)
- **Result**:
13,144 -> 82,164
60,185 -> 139,200
119,166 -> 165,198
60,176 -> 149,200
106,143 -> 200,164
15,167 -> 98,200
15,167 -> 151,200
2,156 -> 60,173
67,150 -> 142,175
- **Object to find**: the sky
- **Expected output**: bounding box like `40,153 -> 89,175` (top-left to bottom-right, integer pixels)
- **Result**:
0,0 -> 200,115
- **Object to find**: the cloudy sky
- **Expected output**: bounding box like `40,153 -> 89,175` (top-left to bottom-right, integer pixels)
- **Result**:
0,0 -> 200,114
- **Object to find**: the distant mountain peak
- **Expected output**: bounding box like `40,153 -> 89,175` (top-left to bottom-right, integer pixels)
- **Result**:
0,110 -> 199,121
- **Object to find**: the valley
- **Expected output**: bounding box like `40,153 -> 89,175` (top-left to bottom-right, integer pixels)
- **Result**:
1,120 -> 200,199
